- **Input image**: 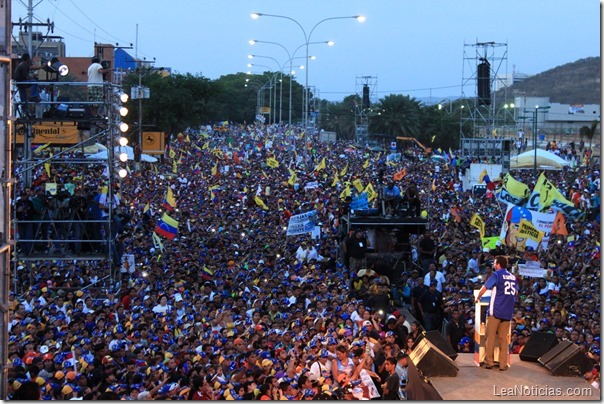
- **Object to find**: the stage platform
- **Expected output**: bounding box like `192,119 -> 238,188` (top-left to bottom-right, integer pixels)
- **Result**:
429,354 -> 599,400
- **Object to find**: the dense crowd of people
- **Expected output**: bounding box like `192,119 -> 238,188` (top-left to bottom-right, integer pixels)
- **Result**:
7,123 -> 600,399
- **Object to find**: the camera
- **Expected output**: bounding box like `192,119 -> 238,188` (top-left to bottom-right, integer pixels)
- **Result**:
100,60 -> 111,69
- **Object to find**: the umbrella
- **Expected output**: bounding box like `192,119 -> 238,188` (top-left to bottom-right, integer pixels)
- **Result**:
357,269 -> 377,278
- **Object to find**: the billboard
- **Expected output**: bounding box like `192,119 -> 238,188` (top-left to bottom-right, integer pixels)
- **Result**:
141,131 -> 165,155
16,122 -> 81,144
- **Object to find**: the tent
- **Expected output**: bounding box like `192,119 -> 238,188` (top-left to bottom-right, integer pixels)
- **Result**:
510,149 -> 570,170
82,143 -> 107,154
86,145 -> 158,163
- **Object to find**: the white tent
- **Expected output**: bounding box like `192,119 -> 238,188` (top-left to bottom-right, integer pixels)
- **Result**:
510,149 -> 570,170
82,143 -> 107,154
86,145 -> 158,163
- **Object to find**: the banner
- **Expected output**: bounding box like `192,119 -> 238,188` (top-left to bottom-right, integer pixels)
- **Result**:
120,254 -> 135,274
304,181 -> 319,190
349,193 -> 369,211
16,122 -> 80,144
497,173 -> 530,206
499,203 -> 555,251
352,179 -> 364,193
286,210 -> 317,236
517,261 -> 546,278
386,153 -> 401,163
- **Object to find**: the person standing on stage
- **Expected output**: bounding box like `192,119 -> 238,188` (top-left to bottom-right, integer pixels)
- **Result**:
475,255 -> 517,371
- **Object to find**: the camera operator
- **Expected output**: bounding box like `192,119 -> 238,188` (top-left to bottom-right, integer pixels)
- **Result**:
111,210 -> 132,267
69,187 -> 89,254
30,187 -> 50,252
48,189 -> 71,253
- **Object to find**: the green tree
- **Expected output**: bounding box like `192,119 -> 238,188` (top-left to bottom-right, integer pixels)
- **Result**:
319,95 -> 358,140
369,94 -> 422,143
579,120 -> 599,152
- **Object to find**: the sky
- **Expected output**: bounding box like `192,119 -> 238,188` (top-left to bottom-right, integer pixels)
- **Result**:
12,0 -> 601,102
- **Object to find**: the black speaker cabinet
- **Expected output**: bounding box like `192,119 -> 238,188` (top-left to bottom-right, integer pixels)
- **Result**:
409,337 -> 459,377
412,331 -> 458,361
519,331 -> 558,362
538,340 -> 594,376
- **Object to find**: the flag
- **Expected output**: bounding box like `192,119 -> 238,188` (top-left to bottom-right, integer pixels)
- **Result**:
185,134 -> 190,143
431,178 -> 436,192
266,157 -> 280,168
450,207 -> 461,223
551,212 -> 568,236
339,165 -> 348,176
470,213 -> 485,239
162,187 -> 176,211
331,173 -> 339,187
202,141 -> 209,150
339,185 -> 351,200
517,219 -> 544,243
254,195 -> 268,210
478,169 -> 488,184
431,135 -> 436,143
497,173 -> 530,205
151,231 -> 165,252
314,158 -> 326,172
362,159 -> 370,169
44,162 -> 51,177
481,236 -> 500,251
33,143 -> 51,154
211,163 -> 218,177
364,183 -> 378,202
352,179 -> 364,193
192,163 -> 201,175
155,213 -> 179,240
172,160 -> 178,174
169,148 -> 176,159
143,203 -> 150,215
393,168 -> 407,181
287,169 -> 297,186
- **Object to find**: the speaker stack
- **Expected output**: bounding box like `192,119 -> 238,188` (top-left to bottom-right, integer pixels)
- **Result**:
538,340 -> 594,376
409,334 -> 459,377
519,331 -> 558,362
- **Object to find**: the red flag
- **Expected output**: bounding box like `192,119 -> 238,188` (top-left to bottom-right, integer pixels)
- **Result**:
551,212 -> 568,236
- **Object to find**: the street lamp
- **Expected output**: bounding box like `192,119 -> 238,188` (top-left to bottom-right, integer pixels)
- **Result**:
523,105 -> 550,177
251,12 -> 365,153
250,39 -> 330,126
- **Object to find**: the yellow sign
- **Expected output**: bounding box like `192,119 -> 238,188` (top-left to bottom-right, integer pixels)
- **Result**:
141,132 -> 165,155
259,107 -> 270,114
15,122 -> 80,144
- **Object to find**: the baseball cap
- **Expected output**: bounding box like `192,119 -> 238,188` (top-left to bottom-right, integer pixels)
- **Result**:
430,280 -> 438,287
362,320 -> 372,327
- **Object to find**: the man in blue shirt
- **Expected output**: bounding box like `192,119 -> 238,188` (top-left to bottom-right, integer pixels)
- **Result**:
475,255 -> 517,371
382,181 -> 401,216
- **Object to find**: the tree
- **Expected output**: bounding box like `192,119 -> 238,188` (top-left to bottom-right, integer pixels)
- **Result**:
319,95 -> 358,140
368,94 -> 422,142
579,120 -> 599,152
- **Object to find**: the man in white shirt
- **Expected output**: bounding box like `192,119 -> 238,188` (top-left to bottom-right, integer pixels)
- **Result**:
87,56 -> 111,117
423,263 -> 446,293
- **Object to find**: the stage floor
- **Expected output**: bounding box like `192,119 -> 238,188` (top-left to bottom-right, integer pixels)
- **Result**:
430,354 -> 599,400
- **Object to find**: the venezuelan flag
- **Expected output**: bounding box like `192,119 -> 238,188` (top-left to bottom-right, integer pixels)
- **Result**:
155,213 -> 179,240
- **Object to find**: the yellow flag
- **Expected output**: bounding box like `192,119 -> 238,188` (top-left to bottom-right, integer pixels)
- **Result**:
502,173 -> 530,199
164,187 -> 177,210
266,157 -> 280,168
478,169 -> 488,184
288,169 -> 297,186
339,185 -> 351,200
185,134 -> 190,143
202,141 -> 209,150
431,135 -> 436,143
364,183 -> 377,202
44,162 -> 51,177
331,173 -> 339,187
470,213 -> 485,239
518,219 -> 544,243
254,195 -> 268,210
352,179 -> 364,193
339,164 -> 348,177
153,164 -> 158,174
362,159 -> 370,169
33,143 -> 51,154
314,158 -> 326,172
143,203 -> 150,214
211,163 -> 218,176
169,148 -> 176,159
431,178 -> 436,192
172,160 -> 178,174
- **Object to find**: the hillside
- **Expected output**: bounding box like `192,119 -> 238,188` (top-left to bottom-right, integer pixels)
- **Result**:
507,57 -> 600,105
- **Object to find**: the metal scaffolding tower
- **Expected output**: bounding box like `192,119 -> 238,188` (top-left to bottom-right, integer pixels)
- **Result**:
355,75 -> 377,144
459,41 -> 511,138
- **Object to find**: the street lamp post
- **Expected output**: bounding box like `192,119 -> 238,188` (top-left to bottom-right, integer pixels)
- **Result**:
251,12 -> 365,156
523,105 -> 550,177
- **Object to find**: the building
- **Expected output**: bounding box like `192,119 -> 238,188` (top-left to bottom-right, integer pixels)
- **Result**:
12,31 -> 66,59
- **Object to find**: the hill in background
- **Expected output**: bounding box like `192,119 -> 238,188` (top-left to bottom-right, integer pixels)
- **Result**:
508,57 -> 601,105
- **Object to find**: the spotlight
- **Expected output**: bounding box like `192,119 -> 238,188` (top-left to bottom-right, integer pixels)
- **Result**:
118,137 -> 128,146
119,92 -> 129,103
118,122 -> 129,133
119,152 -> 129,162
118,169 -> 128,178
45,57 -> 69,77
119,107 -> 128,117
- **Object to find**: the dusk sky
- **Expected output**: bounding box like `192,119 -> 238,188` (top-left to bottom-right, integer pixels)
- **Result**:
12,0 -> 601,102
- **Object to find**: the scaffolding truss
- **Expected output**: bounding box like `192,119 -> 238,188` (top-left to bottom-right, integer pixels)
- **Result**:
355,75 -> 377,144
460,41 -> 513,138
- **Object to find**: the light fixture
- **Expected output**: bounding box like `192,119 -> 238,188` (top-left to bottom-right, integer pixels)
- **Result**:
45,57 -> 69,77
356,15 -> 366,23
249,39 -> 256,45
327,41 -> 335,46
247,54 -> 254,59
118,169 -> 128,178
118,136 -> 128,146
119,92 -> 129,103
119,152 -> 129,162
119,122 -> 129,133
119,107 -> 128,117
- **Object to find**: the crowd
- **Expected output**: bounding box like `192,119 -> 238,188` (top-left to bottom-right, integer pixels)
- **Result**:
7,122 -> 601,399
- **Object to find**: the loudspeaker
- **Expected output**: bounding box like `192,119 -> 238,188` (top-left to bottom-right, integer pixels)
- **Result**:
405,361 -> 443,400
519,331 -> 558,362
538,340 -> 593,376
362,85 -> 370,109
414,330 -> 458,361
477,60 -> 491,106
502,139 -> 511,152
409,337 -> 459,377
